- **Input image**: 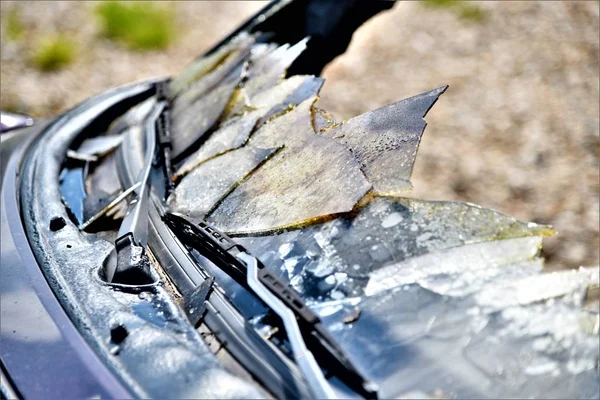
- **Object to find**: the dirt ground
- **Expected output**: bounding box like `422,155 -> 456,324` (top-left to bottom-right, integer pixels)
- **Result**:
1,1 -> 598,270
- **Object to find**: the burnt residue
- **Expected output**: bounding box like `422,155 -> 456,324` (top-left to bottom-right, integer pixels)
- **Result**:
322,86 -> 448,195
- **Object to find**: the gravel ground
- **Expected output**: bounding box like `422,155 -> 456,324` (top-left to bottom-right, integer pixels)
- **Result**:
1,1 -> 598,270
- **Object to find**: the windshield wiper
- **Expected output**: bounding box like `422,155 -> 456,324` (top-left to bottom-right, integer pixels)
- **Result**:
163,212 -> 378,399
109,81 -> 376,398
104,100 -> 165,284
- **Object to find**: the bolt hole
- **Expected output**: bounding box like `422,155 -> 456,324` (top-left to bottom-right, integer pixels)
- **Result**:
110,324 -> 128,344
49,217 -> 66,232
66,244 -> 72,249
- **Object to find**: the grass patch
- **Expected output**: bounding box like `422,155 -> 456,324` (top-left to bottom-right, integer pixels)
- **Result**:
31,35 -> 77,72
4,7 -> 25,41
423,0 -> 486,22
94,1 -> 176,51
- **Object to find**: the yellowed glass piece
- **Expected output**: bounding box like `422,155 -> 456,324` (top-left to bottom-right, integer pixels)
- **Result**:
209,135 -> 371,235
249,96 -> 317,149
172,46 -> 251,109
174,113 -> 260,179
240,39 -> 308,101
312,107 -> 336,133
322,86 -> 447,195
169,32 -> 254,97
170,73 -> 243,159
168,146 -> 279,218
227,74 -> 321,119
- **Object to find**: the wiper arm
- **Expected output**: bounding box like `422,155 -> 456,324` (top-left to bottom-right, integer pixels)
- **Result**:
163,212 -> 378,399
104,101 -> 165,283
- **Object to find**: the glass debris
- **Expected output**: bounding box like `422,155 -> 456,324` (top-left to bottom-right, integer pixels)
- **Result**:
234,197 -> 553,300
168,146 -> 280,219
365,237 -> 544,297
152,32 -> 598,399
240,38 -> 308,101
323,86 -> 447,195
169,32 -> 256,97
209,135 -> 371,234
312,270 -> 599,399
171,64 -> 245,159
172,43 -> 253,113
227,74 -> 324,121
313,107 -> 336,133
175,113 -> 260,179
249,96 -> 318,149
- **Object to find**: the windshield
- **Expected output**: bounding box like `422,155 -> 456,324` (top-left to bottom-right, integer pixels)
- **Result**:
51,20 -> 599,400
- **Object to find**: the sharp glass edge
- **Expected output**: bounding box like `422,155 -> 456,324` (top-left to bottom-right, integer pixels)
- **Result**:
162,212 -> 378,399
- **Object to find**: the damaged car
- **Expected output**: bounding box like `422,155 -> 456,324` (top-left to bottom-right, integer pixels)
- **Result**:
1,1 -> 598,399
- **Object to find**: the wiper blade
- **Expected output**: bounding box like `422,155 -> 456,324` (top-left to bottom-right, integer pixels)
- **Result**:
163,212 -> 378,399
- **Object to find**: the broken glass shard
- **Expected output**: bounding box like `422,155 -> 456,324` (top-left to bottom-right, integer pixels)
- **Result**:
365,236 -> 544,297
174,113 -> 260,179
169,32 -> 255,97
474,266 -> 599,309
173,43 -> 253,112
227,74 -> 324,121
168,146 -> 279,219
249,96 -> 318,149
313,277 -> 598,399
313,107 -> 336,133
208,135 -> 371,234
171,65 -> 245,159
323,86 -> 447,195
234,197 -> 553,300
240,38 -> 308,101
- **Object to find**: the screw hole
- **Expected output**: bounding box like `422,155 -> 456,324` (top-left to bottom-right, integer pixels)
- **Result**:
49,217 -> 66,232
110,324 -> 128,344
66,244 -> 72,249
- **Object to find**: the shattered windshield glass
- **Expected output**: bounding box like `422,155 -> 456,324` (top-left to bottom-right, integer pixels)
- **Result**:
161,32 -> 599,399
59,30 -> 598,399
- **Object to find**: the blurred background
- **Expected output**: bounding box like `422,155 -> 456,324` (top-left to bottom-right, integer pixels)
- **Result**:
1,1 -> 598,270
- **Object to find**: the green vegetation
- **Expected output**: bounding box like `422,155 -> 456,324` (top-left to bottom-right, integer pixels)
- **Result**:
4,7 -> 25,41
94,1 -> 176,51
31,35 -> 77,72
423,0 -> 486,22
